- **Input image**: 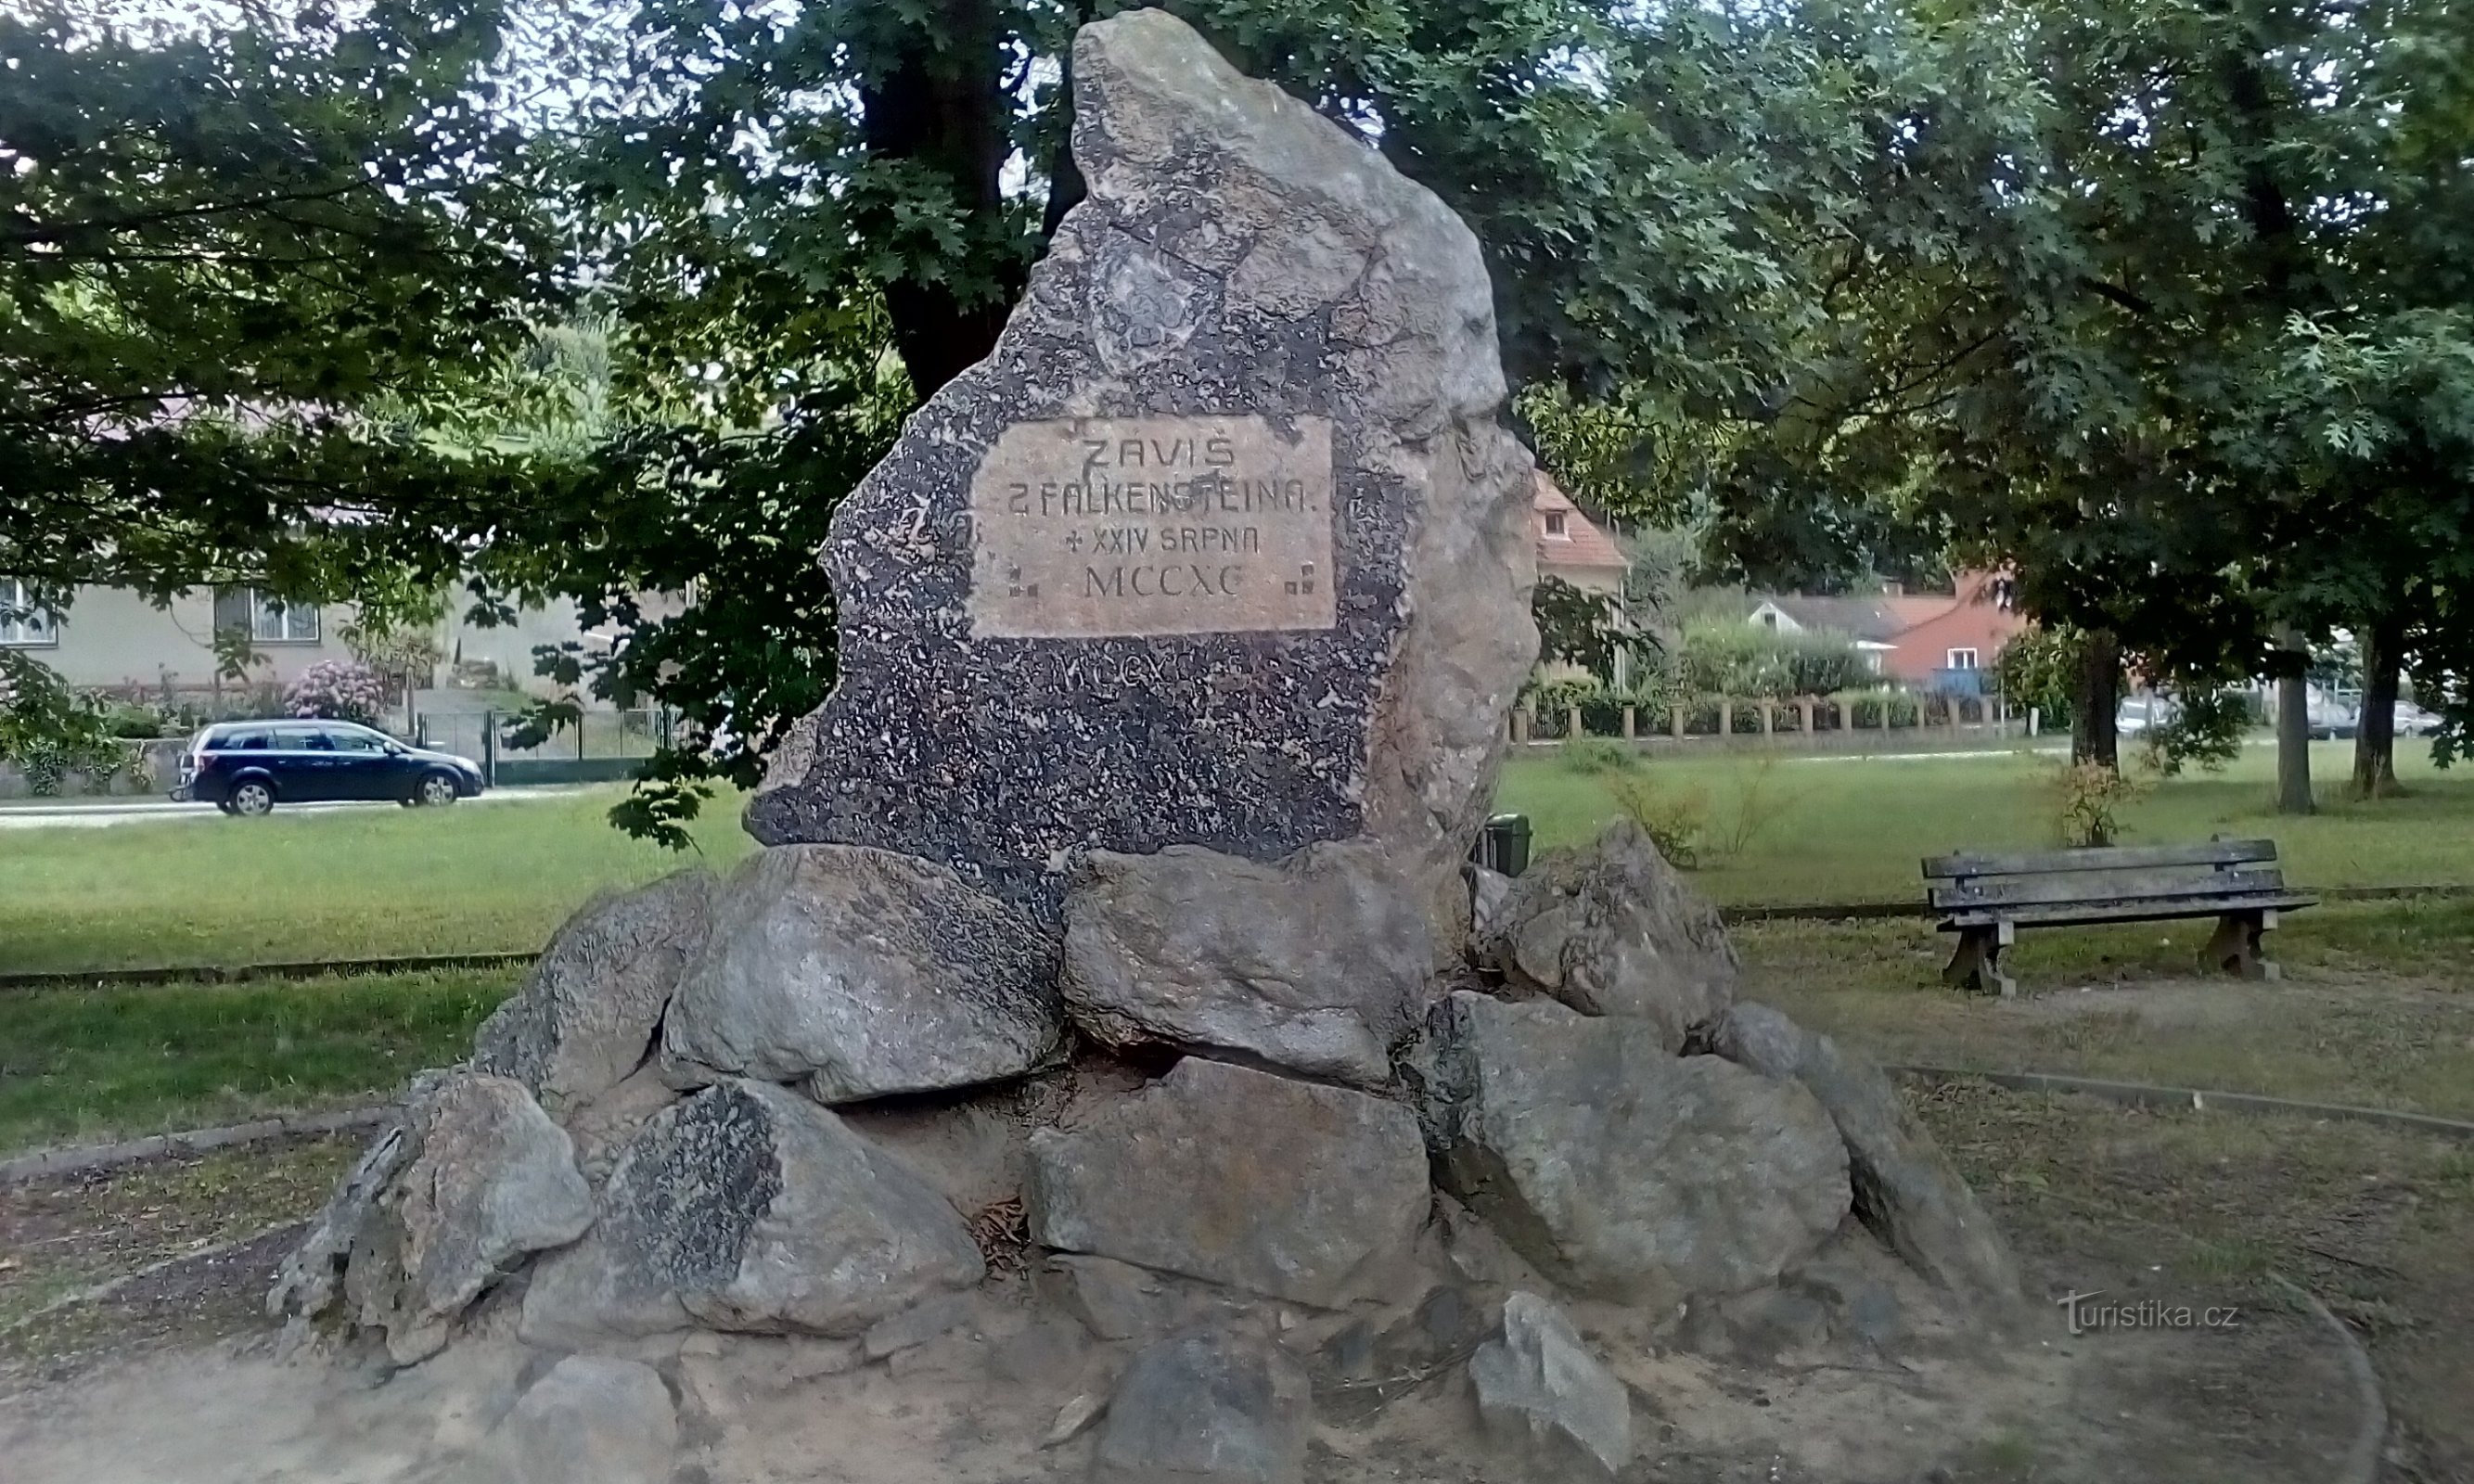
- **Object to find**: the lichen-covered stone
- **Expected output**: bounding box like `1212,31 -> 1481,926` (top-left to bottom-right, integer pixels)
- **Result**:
519,1081 -> 984,1348
657,845 -> 1065,1104
1477,818 -> 1737,1047
474,867 -> 714,1111
743,8 -> 1537,926
1059,841 -> 1432,1087
272,1071 -> 593,1366
1712,1001 -> 2022,1311
1421,992 -> 1849,1305
1026,1057 -> 1429,1308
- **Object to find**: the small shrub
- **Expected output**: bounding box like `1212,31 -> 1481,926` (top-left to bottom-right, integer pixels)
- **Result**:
2136,688 -> 2250,776
1560,737 -> 1637,774
2051,761 -> 2147,848
1604,773 -> 1708,868
1712,753 -> 1805,857
285,659 -> 390,726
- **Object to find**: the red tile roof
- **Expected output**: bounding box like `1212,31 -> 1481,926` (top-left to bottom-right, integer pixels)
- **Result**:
1533,474 -> 1629,574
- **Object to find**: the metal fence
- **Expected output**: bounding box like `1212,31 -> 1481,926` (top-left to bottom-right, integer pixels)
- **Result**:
411,708 -> 670,787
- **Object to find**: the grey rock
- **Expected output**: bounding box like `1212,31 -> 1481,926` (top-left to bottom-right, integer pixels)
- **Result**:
1093,1329 -> 1313,1484
474,867 -> 714,1111
863,1290 -> 975,1361
1467,864 -> 1516,945
743,7 -> 1538,932
520,1080 -> 984,1347
1027,1057 -> 1429,1308
484,1356 -> 677,1484
1712,1002 -> 2022,1310
1478,818 -> 1736,1048
272,1071 -> 592,1366
1043,1391 -> 1109,1449
1468,1293 -> 1632,1481
1422,991 -> 1850,1304
1676,1285 -> 1834,1362
1060,841 -> 1433,1087
1035,1251 -> 1250,1343
658,844 -> 1064,1104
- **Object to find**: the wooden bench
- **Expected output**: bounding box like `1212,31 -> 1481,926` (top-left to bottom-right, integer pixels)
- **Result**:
1920,839 -> 2316,996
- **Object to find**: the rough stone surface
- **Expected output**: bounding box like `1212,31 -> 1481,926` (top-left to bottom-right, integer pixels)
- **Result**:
1468,1292 -> 1633,1480
1059,840 -> 1433,1086
1092,1328 -> 1313,1484
1034,1251 -> 1250,1343
520,1080 -> 984,1348
743,7 -> 1539,926
474,867 -> 714,1111
1027,1057 -> 1429,1308
1712,1001 -> 2022,1310
1421,992 -> 1850,1304
658,845 -> 1064,1104
1476,818 -> 1736,1048
482,1356 -> 677,1484
271,1071 -> 592,1366
1466,864 -> 1515,944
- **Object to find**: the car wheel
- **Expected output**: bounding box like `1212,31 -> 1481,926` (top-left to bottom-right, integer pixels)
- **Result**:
416,772 -> 461,808
229,780 -> 276,817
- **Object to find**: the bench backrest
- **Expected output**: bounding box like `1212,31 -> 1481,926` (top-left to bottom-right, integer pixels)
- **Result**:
1921,838 -> 2285,914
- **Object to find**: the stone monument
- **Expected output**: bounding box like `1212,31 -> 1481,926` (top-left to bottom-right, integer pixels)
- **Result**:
272,13 -> 2021,1483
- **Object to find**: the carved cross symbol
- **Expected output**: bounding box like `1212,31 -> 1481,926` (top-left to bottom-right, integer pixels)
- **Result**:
1066,531 -> 1084,553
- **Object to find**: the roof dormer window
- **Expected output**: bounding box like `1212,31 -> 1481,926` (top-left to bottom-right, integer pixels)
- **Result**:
1544,511 -> 1569,538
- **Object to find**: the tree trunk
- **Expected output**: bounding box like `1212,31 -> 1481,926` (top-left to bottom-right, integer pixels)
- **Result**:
2272,636 -> 2314,815
855,0 -> 1019,403
2352,613 -> 2404,799
2070,629 -> 2121,769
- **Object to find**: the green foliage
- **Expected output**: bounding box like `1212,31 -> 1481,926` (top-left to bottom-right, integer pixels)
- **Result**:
2136,689 -> 2254,778
2051,761 -> 2148,849
0,652 -> 119,785
1522,677 -> 1603,738
1532,576 -> 1643,682
1603,773 -> 1707,870
1559,737 -> 1637,775
1993,628 -> 2083,732
1674,621 -> 1870,700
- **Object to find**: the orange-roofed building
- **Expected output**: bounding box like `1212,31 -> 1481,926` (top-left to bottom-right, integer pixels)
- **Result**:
1533,475 -> 1629,596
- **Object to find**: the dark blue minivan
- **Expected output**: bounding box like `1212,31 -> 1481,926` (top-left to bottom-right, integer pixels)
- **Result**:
173,721 -> 487,815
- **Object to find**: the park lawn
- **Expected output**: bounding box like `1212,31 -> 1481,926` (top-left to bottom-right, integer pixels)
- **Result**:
1499,739 -> 2474,905
0,789 -> 757,975
0,967 -> 516,1156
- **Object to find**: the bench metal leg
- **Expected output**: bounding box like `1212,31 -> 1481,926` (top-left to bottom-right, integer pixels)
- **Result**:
1943,925 -> 2018,998
2200,909 -> 2279,980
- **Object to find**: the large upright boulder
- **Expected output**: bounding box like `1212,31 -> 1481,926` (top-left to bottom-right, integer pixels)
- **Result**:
1421,992 -> 1849,1305
1060,841 -> 1433,1087
1477,819 -> 1737,1048
1712,1002 -> 2022,1311
274,1071 -> 594,1365
1027,1057 -> 1429,1308
658,845 -> 1065,1104
521,1080 -> 984,1347
476,867 -> 714,1111
741,6 -> 1539,928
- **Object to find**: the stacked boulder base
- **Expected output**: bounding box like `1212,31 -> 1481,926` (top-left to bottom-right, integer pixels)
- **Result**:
273,12 -> 2019,1483
276,814 -> 2019,1482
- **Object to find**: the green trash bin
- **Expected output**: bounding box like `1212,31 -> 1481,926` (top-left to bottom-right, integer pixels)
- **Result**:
1474,812 -> 1532,876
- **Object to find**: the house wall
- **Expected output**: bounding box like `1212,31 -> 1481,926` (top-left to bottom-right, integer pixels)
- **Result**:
11,585 -> 353,692
1881,591 -> 2030,683
1540,560 -> 1627,597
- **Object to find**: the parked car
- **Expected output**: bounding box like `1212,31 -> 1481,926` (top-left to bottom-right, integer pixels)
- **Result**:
2306,693 -> 2359,741
173,721 -> 486,815
2393,700 -> 2444,737
2115,695 -> 2181,735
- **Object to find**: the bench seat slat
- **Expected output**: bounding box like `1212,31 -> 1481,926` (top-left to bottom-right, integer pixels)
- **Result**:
1930,866 -> 2288,912
1939,892 -> 2317,931
1922,839 -> 2277,880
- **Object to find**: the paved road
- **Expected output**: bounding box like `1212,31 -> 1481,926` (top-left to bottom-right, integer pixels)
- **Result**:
0,788 -> 585,830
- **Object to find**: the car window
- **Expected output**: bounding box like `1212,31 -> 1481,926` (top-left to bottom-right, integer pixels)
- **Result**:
325,729 -> 387,753
272,727 -> 322,750
236,732 -> 271,751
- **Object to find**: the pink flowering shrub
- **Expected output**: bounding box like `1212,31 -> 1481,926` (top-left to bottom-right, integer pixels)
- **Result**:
286,659 -> 390,725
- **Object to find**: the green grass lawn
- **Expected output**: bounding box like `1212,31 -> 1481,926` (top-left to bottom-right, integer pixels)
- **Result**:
0,789 -> 757,975
1500,739 -> 2474,905
0,967 -> 514,1155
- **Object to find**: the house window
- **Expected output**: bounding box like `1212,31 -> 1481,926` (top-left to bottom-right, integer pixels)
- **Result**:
1760,611 -> 1779,629
213,586 -> 322,644
1544,511 -> 1569,537
0,578 -> 56,646
1947,647 -> 1980,671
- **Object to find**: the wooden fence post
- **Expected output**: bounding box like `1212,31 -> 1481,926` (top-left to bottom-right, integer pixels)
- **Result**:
1719,697 -> 1734,737
1671,703 -> 1686,741
1512,708 -> 1532,745
1567,705 -> 1583,742
1759,699 -> 1775,736
1622,705 -> 1636,739
1799,697 -> 1816,736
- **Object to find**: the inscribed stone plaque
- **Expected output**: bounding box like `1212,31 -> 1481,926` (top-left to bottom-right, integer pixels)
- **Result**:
969,416 -> 1336,639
